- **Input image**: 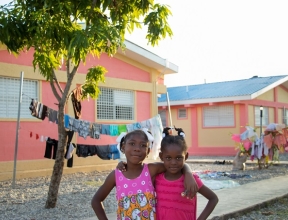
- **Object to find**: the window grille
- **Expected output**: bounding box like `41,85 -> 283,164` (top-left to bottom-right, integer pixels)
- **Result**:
0,76 -> 38,118
97,87 -> 134,120
255,106 -> 268,126
178,108 -> 187,118
203,105 -> 234,127
159,109 -> 167,127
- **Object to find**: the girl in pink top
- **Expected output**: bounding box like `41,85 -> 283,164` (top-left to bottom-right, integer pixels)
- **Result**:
156,132 -> 219,220
91,129 -> 198,220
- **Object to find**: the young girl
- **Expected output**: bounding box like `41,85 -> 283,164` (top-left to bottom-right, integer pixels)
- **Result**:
156,133 -> 219,220
91,129 -> 197,220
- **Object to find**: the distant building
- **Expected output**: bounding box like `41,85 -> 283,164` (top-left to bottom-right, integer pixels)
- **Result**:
158,75 -> 288,156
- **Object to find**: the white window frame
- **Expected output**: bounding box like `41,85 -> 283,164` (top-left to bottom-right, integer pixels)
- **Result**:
255,106 -> 268,126
283,108 -> 288,126
0,76 -> 38,119
178,108 -> 187,119
203,105 -> 234,127
97,87 -> 134,120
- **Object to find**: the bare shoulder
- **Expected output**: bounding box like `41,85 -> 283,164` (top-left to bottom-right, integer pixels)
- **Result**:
107,170 -> 116,181
148,162 -> 165,177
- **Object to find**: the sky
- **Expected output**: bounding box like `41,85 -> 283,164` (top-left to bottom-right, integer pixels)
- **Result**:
2,0 -> 288,87
125,0 -> 288,87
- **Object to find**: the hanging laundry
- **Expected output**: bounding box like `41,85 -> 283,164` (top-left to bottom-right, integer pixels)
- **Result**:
71,87 -> 82,119
109,124 -> 119,136
76,144 -> 97,157
91,123 -> 102,139
44,138 -> 58,159
29,99 -> 48,120
95,145 -> 111,160
140,120 -> 151,130
78,120 -> 90,139
29,99 -> 39,117
66,130 -> 75,168
117,124 -> 127,135
64,114 -> 70,129
47,108 -> 58,124
101,124 -> 110,135
68,118 -> 80,132
149,114 -> 163,160
109,144 -> 120,160
65,143 -> 75,160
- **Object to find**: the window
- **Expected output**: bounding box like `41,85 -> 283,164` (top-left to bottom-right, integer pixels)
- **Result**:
178,108 -> 187,119
159,109 -> 167,127
255,106 -> 268,126
203,105 -> 234,127
283,108 -> 288,126
97,87 -> 134,120
0,76 -> 38,118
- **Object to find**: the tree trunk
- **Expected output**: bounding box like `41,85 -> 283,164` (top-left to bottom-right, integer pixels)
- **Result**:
45,103 -> 68,208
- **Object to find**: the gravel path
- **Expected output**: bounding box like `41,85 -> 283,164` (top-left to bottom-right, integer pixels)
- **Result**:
1,153 -> 288,220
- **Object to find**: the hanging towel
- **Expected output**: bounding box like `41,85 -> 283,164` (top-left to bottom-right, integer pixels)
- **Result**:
118,124 -> 127,135
64,114 -> 70,129
109,124 -> 119,136
78,120 -> 90,139
101,124 -> 110,135
91,123 -> 102,139
109,144 -> 120,160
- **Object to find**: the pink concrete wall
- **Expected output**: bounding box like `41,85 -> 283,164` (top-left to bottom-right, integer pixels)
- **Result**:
136,91 -> 151,122
1,50 -> 152,161
0,49 -> 34,65
58,53 -> 150,82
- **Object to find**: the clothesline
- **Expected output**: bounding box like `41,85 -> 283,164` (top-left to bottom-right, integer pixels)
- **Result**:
28,99 -> 164,160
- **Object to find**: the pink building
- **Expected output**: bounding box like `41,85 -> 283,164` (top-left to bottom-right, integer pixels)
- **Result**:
0,40 -> 178,180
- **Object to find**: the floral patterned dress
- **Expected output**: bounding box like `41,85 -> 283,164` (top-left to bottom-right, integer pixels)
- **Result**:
115,164 -> 156,220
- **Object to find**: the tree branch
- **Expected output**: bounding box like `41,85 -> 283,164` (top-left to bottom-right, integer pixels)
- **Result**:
52,69 -> 64,94
50,74 -> 61,102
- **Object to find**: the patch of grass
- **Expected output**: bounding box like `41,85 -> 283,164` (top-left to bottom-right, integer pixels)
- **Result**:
85,181 -> 104,187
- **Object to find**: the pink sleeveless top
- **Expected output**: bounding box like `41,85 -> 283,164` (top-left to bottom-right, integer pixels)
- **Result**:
155,173 -> 203,220
115,164 -> 156,220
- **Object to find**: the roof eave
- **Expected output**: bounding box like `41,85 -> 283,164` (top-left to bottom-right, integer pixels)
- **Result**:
158,95 -> 253,106
119,40 -> 179,74
250,76 -> 288,99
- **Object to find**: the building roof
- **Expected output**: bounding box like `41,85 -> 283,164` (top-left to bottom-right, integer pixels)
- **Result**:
120,40 -> 178,75
158,75 -> 288,106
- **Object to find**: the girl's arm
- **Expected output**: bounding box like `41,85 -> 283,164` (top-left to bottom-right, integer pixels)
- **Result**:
91,171 -> 116,220
182,163 -> 198,198
148,162 -> 198,198
197,185 -> 219,220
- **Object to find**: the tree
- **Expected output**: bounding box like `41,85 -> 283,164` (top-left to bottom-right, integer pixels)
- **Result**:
0,0 -> 172,208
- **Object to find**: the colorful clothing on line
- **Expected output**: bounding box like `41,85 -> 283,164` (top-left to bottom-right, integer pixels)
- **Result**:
110,124 -> 119,136
101,124 -> 110,135
118,124 -> 127,134
109,144 -> 120,160
78,120 -> 90,139
91,123 -> 102,139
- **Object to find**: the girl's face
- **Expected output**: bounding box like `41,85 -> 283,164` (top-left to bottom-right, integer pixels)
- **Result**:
159,144 -> 188,178
122,133 -> 150,164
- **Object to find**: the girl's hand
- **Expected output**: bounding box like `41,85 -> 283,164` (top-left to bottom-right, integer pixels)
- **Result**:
183,174 -> 198,199
116,161 -> 127,172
